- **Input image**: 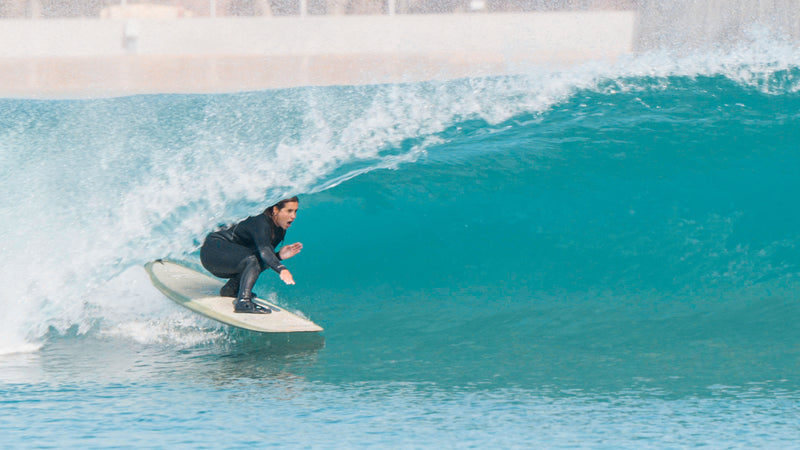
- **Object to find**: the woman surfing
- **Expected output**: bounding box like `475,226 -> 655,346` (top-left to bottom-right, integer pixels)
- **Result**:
199,197 -> 302,314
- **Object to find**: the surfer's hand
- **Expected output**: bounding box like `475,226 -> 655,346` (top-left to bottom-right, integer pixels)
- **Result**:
279,242 -> 303,260
279,269 -> 295,285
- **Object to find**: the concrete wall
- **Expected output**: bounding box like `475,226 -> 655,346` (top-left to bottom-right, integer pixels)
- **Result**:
0,11 -> 636,97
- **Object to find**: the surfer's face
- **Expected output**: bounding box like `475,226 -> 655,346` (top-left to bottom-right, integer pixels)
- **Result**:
272,201 -> 298,230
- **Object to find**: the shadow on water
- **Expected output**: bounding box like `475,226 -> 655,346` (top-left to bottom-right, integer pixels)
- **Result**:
180,329 -> 327,391
214,327 -> 326,356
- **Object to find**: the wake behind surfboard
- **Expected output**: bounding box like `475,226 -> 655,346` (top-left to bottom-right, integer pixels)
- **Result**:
144,259 -> 322,333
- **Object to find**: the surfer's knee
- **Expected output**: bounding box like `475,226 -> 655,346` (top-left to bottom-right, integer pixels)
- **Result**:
241,254 -> 261,273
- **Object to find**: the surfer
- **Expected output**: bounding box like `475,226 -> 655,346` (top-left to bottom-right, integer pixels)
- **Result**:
200,197 -> 303,314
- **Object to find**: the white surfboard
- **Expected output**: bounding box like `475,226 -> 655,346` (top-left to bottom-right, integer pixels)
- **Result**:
144,259 -> 322,333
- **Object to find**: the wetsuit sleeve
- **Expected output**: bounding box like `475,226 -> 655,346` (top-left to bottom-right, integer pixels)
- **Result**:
248,218 -> 287,274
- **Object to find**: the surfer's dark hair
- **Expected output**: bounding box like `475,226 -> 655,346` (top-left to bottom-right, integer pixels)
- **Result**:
266,196 -> 299,217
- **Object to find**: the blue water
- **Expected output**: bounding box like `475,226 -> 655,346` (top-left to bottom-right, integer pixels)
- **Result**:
2,40 -> 800,446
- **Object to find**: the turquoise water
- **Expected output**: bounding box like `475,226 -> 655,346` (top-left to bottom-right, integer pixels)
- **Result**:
2,41 -> 800,446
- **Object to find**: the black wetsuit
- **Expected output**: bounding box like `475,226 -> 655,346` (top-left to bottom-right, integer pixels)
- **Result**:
200,213 -> 287,300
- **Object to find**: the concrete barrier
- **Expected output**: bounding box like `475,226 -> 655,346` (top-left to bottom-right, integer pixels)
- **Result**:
0,11 -> 635,97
